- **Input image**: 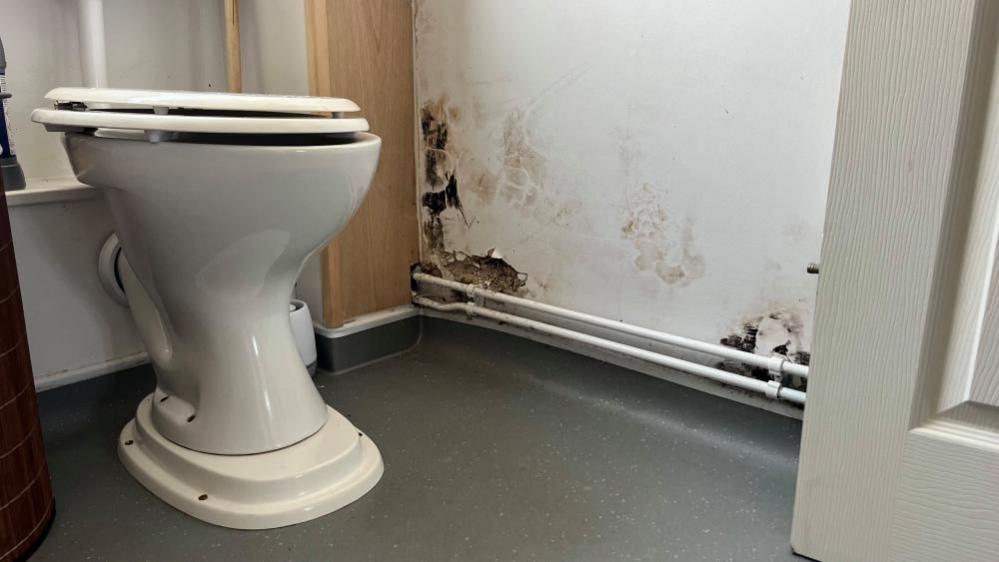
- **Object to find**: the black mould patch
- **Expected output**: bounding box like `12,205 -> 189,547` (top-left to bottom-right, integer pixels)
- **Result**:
791,350 -> 810,366
719,322 -> 758,354
420,98 -> 469,254
422,174 -> 462,217
718,315 -> 808,393
421,100 -> 449,188
422,173 -> 468,254
423,216 -> 446,253
417,97 -> 527,296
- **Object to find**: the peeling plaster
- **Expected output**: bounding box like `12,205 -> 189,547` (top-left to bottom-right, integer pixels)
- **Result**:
421,249 -> 528,295
419,96 -> 528,293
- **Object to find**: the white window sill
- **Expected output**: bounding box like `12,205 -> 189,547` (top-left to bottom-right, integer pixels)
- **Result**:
5,177 -> 101,207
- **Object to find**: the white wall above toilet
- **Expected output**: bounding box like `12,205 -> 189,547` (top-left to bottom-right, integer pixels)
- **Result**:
0,0 -> 316,386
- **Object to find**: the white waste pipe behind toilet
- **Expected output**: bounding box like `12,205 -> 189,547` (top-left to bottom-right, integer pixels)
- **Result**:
98,233 -> 319,373
77,0 -> 108,88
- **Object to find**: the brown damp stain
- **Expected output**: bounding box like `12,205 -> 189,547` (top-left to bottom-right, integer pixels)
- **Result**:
423,95 -> 584,237
422,215 -> 445,254
473,170 -> 500,206
621,184 -> 705,287
553,199 -> 584,227
494,109 -> 547,212
653,221 -> 706,286
502,109 -> 546,186
412,0 -> 436,42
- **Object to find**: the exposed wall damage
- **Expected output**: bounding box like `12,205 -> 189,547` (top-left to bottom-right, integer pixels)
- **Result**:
417,91 -> 808,390
718,310 -> 810,391
412,0 -> 841,403
418,250 -> 528,295
418,96 -> 529,294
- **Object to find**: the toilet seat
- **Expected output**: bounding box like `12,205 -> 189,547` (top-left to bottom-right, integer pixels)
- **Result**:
31,87 -> 369,137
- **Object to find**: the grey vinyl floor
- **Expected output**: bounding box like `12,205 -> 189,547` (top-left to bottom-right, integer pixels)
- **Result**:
29,318 -> 804,561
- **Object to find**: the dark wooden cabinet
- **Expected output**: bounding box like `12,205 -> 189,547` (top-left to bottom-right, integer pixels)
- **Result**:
0,193 -> 53,561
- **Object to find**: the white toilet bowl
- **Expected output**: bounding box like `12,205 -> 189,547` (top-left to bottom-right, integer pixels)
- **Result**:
33,88 -> 385,528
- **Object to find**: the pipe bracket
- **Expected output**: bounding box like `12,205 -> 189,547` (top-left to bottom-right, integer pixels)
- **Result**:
767,355 -> 786,383
765,380 -> 782,400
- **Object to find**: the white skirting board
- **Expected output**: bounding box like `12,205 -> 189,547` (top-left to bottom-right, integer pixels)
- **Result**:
35,351 -> 149,392
32,306 -> 420,392
34,303 -> 803,420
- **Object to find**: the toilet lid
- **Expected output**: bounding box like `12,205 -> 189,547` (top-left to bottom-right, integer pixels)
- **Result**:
31,87 -> 369,135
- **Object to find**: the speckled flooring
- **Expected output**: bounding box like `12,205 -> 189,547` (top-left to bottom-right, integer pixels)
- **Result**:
29,318 -> 803,561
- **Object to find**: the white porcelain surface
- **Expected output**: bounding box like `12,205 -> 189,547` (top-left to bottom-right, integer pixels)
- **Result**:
44,87 -> 361,113
32,108 -> 369,136
63,130 -> 381,454
119,395 -> 384,529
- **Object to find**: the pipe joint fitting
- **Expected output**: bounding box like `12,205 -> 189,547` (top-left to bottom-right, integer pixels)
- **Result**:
767,355 -> 786,383
765,380 -> 782,400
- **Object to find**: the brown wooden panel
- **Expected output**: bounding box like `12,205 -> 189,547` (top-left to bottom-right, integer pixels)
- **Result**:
0,380 -> 37,452
0,344 -> 30,406
0,290 -> 22,357
0,470 -> 52,562
306,0 -> 419,327
0,243 -> 18,306
0,188 -> 53,562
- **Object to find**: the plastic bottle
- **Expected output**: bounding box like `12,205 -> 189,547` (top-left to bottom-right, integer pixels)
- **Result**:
0,34 -> 26,191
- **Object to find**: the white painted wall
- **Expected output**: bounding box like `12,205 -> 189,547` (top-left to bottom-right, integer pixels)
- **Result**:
414,0 -> 850,360
3,0 -> 227,180
1,0 -> 313,385
10,194 -> 147,388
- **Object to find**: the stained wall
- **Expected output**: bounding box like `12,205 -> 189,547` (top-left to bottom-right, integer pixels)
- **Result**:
414,0 -> 850,361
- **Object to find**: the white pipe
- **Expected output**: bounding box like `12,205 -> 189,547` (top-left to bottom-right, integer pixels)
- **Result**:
77,0 -> 108,88
412,273 -> 809,379
414,296 -> 806,405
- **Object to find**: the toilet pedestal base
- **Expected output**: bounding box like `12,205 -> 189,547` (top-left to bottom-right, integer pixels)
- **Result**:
118,395 -> 383,529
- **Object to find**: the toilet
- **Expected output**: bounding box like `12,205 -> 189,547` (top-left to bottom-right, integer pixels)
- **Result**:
31,88 -> 384,529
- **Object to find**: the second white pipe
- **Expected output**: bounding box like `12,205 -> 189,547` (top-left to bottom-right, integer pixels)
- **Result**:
415,297 -> 806,405
413,272 -> 809,379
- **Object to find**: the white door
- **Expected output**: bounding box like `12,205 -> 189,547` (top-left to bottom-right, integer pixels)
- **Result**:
792,1 -> 999,560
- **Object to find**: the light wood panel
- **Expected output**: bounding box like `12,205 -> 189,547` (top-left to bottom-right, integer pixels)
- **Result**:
305,0 -> 419,327
224,0 -> 241,93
